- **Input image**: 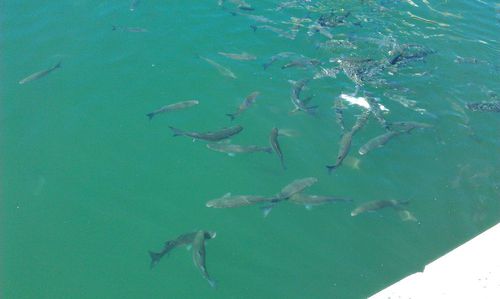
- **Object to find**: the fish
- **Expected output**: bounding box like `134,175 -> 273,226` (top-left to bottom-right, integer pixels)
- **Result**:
146,100 -> 199,120
466,101 -> 500,112
251,25 -> 296,40
326,110 -> 370,173
199,55 -> 237,79
206,193 -> 272,208
218,51 -> 257,61
262,52 -> 296,69
275,177 -> 318,200
358,131 -> 401,156
290,79 -> 317,114
289,194 -> 352,209
281,58 -> 321,69
226,91 -> 260,120
192,231 -> 217,288
206,143 -> 272,155
270,127 -> 286,170
387,121 -> 433,132
149,231 -> 216,269
129,0 -> 139,11
169,125 -> 243,142
112,25 -> 148,32
19,61 -> 61,84
351,199 -> 409,217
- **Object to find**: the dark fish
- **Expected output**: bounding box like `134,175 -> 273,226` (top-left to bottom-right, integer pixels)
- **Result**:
206,143 -> 272,155
192,231 -> 217,288
290,79 -> 317,114
169,125 -> 243,142
206,193 -> 272,208
270,127 -> 286,170
149,231 -> 216,269
466,101 -> 500,112
146,100 -> 199,120
351,199 -> 410,216
226,91 -> 260,120
19,61 -> 61,84
358,131 -> 401,155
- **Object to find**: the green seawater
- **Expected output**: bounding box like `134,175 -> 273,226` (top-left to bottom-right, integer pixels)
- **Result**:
1,1 -> 500,298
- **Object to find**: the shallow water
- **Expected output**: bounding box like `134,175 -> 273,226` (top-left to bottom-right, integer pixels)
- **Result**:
1,1 -> 500,298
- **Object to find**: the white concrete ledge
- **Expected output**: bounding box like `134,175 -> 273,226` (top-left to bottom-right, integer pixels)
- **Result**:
370,223 -> 500,299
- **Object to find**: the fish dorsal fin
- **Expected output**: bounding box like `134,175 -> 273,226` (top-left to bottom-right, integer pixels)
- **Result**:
223,192 -> 232,198
186,244 -> 192,251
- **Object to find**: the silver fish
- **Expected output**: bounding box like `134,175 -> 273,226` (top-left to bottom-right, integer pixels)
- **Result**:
149,231 -> 216,269
289,193 -> 352,208
192,231 -> 217,288
169,125 -> 243,142
290,79 -> 317,114
358,131 -> 401,156
206,193 -> 271,208
226,91 -> 260,120
351,199 -> 409,216
326,110 -> 370,173
206,143 -> 272,155
275,177 -> 318,200
218,51 -> 257,61
146,100 -> 199,120
19,61 -> 61,84
281,58 -> 321,69
270,127 -> 286,170
199,56 -> 237,79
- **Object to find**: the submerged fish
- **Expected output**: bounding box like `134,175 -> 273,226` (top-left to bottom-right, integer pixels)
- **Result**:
290,79 -> 317,114
289,194 -> 352,208
206,143 -> 272,155
218,52 -> 257,61
129,0 -> 139,11
466,101 -> 500,112
169,125 -> 243,142
199,56 -> 237,79
149,231 -> 216,269
19,61 -> 61,84
192,231 -> 217,288
275,177 -> 318,200
281,58 -> 321,69
226,91 -> 260,120
146,100 -> 199,120
387,121 -> 433,132
263,52 -> 296,69
251,25 -> 296,40
270,127 -> 286,170
358,131 -> 401,155
206,193 -> 271,208
112,25 -> 148,32
351,199 -> 409,216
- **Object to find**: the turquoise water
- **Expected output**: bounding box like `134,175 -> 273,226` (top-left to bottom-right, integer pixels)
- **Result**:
2,1 -> 500,298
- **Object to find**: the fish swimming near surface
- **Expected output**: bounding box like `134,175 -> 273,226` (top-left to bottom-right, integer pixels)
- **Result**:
19,61 -> 61,84
269,127 -> 286,170
289,194 -> 352,209
358,130 -> 402,156
326,110 -> 370,173
206,193 -> 272,208
351,199 -> 409,217
226,91 -> 260,120
149,231 -> 216,269
199,55 -> 237,79
206,143 -> 272,155
169,125 -> 243,142
281,58 -> 321,69
218,52 -> 256,61
290,79 -> 318,114
192,231 -> 217,288
146,100 -> 199,120
274,177 -> 319,200
466,101 -> 500,112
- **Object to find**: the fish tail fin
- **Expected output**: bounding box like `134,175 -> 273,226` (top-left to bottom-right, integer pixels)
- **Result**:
207,278 -> 217,288
54,61 -> 62,69
326,165 -> 336,174
250,25 -> 258,32
146,113 -> 154,120
225,113 -> 235,121
148,251 -> 162,269
169,126 -> 183,137
260,205 -> 274,217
